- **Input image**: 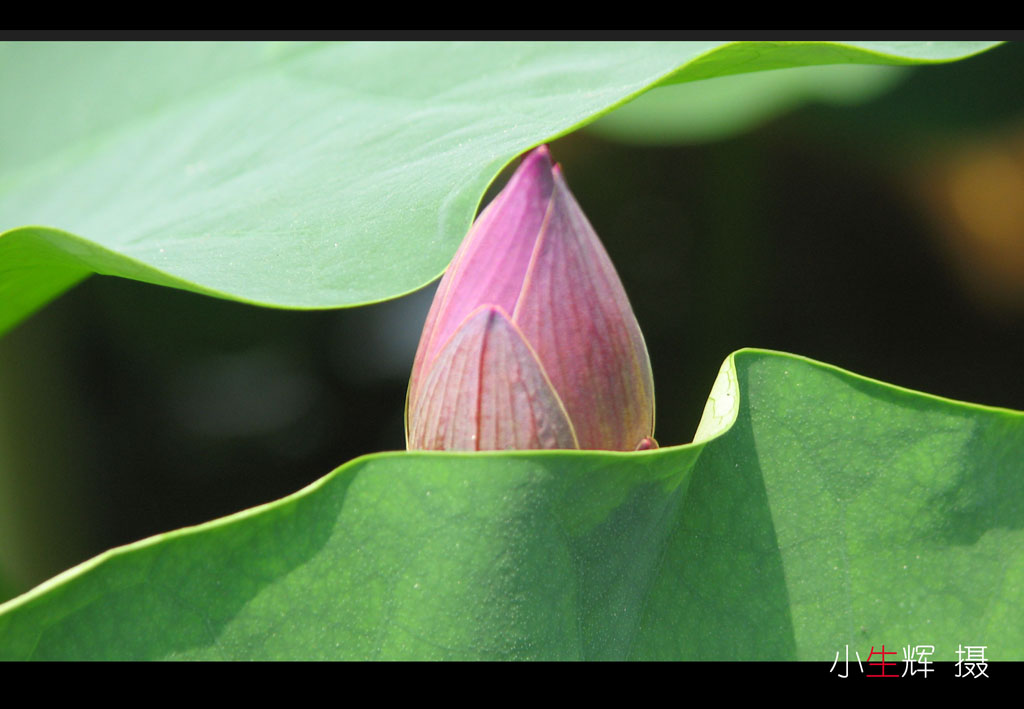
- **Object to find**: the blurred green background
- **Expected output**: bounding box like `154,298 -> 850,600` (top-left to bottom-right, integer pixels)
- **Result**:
2,42 -> 1023,601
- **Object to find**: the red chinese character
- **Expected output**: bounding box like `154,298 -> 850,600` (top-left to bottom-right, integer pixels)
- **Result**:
866,645 -> 900,678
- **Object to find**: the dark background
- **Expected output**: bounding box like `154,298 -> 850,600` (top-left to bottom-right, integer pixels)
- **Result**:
2,43 -> 1023,599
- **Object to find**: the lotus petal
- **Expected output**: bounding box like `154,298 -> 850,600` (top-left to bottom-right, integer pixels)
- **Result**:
407,305 -> 579,451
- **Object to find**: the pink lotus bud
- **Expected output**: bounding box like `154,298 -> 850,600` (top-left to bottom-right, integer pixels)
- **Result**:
406,146 -> 655,451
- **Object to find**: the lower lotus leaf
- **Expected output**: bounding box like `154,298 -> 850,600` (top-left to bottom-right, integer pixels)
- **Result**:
0,349 -> 1019,660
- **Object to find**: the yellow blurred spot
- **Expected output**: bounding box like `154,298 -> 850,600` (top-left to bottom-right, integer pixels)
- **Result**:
914,132 -> 1024,313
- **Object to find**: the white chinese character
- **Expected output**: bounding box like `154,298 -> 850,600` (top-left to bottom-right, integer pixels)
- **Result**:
830,645 -> 863,678
955,644 -> 989,678
901,644 -> 934,677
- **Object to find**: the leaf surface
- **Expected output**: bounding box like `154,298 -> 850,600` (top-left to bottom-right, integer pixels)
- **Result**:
1,349 -> 1019,660
0,41 -> 1001,334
